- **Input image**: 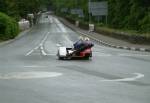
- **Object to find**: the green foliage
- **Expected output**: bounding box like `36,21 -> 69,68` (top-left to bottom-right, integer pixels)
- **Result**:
139,12 -> 150,33
0,0 -> 149,33
51,0 -> 150,33
108,0 -> 150,33
0,0 -> 51,20
0,12 -> 19,40
0,0 -> 20,20
0,0 -> 51,40
17,0 -> 42,18
108,0 -> 130,28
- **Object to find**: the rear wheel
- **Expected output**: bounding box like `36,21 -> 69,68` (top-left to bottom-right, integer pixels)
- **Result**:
84,57 -> 90,60
84,55 -> 90,60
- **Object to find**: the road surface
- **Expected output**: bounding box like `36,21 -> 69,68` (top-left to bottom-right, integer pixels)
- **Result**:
0,14 -> 150,103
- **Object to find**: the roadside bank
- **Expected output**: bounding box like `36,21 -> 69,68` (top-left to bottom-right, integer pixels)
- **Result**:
56,16 -> 150,52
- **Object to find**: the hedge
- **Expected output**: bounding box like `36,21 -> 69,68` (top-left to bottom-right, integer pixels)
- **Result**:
0,12 -> 19,40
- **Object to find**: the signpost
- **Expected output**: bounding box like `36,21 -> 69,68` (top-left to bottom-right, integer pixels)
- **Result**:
89,1 -> 108,24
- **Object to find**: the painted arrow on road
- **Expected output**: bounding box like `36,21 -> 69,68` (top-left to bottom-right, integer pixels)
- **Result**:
101,73 -> 144,82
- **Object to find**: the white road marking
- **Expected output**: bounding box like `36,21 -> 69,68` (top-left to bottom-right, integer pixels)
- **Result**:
25,46 -> 39,56
101,73 -> 144,82
23,65 -> 46,68
40,45 -> 47,56
56,43 -> 62,47
25,32 -> 49,56
0,71 -> 62,79
40,32 -> 50,45
26,49 -> 34,56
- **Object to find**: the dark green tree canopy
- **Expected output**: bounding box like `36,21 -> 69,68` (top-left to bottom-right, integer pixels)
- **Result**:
0,0 -> 149,33
51,0 -> 150,33
0,0 -> 52,20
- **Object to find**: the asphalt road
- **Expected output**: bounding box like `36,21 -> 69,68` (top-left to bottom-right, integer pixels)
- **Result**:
0,14 -> 150,103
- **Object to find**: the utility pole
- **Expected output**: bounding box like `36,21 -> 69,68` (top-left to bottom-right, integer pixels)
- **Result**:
89,0 -> 91,23
56,0 -> 59,14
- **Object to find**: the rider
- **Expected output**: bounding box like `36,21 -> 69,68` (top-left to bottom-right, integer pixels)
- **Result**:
73,36 -> 84,51
68,37 -> 93,56
73,37 -> 94,51
83,37 -> 94,49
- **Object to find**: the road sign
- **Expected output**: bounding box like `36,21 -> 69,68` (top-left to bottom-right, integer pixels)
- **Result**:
70,9 -> 77,14
89,1 -> 108,16
91,9 -> 108,16
61,8 -> 68,13
70,8 -> 84,17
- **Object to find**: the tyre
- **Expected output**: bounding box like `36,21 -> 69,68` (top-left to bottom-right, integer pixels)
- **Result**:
84,57 -> 90,60
84,55 -> 90,60
59,57 -> 64,60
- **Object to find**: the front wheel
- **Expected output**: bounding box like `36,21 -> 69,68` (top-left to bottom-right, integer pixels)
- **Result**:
84,55 -> 90,60
84,57 -> 90,60
84,53 -> 92,60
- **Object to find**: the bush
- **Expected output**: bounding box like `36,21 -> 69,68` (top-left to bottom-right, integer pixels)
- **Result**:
139,12 -> 150,33
0,12 -> 19,40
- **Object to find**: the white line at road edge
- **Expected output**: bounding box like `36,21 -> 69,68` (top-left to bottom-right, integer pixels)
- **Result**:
0,72 -> 63,79
101,73 -> 144,82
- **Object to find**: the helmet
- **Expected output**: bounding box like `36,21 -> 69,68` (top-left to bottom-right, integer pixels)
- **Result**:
84,37 -> 90,41
78,36 -> 84,40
